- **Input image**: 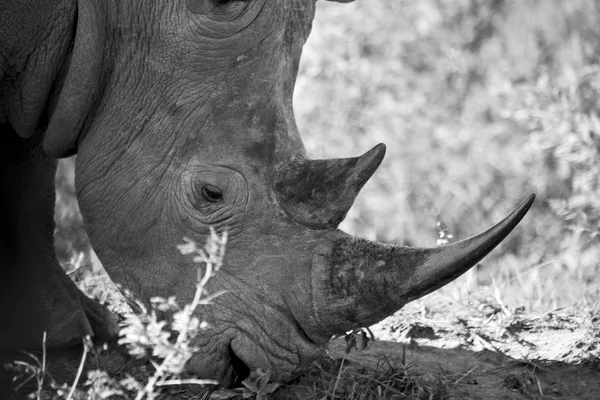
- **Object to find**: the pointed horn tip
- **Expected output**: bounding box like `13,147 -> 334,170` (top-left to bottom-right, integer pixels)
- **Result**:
506,193 -> 536,226
367,143 -> 386,158
437,193 -> 536,255
404,193 -> 536,300
359,143 -> 386,168
521,193 -> 536,211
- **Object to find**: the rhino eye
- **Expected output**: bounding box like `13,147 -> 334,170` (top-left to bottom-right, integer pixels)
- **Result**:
201,185 -> 223,203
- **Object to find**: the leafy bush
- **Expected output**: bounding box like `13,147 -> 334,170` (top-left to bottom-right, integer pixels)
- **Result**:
11,232 -> 227,400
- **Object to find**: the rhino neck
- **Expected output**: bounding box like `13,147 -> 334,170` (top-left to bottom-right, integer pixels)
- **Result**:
2,0 -> 77,142
43,0 -> 111,158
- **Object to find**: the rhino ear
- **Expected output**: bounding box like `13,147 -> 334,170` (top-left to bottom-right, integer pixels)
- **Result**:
43,0 -> 105,158
274,144 -> 385,229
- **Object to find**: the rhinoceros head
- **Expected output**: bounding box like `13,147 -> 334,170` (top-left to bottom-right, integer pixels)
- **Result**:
43,0 -> 533,386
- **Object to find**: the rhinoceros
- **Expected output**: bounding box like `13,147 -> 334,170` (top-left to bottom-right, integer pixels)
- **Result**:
0,0 -> 534,388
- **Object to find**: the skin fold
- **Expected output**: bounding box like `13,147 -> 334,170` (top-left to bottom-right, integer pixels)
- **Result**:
0,0 -> 533,389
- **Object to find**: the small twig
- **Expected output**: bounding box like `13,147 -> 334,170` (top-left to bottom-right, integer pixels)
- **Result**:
198,290 -> 229,305
38,331 -> 47,399
136,367 -> 164,400
331,356 -> 346,398
491,277 -> 512,317
154,378 -> 218,387
65,335 -> 91,400
536,376 -> 544,396
454,365 -> 478,385
401,345 -> 406,366
472,331 -> 504,354
507,260 -> 555,284
12,361 -> 36,392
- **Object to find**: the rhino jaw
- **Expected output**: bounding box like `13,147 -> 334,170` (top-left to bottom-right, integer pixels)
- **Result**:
308,194 -> 535,335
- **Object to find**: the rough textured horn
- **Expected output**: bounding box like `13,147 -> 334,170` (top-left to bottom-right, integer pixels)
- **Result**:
310,194 -> 535,334
274,144 -> 386,229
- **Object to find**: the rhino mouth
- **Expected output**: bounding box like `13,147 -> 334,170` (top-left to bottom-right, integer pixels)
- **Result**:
224,345 -> 252,387
186,304 -> 326,387
226,311 -> 327,386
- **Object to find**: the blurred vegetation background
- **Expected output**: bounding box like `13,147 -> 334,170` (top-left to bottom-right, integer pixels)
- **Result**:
55,0 -> 600,314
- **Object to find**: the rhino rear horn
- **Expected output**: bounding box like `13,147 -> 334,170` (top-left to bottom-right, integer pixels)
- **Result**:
274,144 -> 386,229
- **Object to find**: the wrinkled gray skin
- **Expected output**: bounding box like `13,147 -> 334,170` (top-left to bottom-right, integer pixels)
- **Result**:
0,0 -> 534,388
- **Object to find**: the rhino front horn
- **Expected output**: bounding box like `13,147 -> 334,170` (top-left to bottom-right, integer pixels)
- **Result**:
274,144 -> 386,229
309,194 -> 535,335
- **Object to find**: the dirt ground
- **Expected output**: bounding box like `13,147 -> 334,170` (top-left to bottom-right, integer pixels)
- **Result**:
5,278 -> 598,400
80,275 -> 600,399
316,293 -> 600,399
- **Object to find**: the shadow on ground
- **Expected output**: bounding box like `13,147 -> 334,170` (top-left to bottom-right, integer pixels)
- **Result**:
3,336 -> 599,399
308,338 -> 600,400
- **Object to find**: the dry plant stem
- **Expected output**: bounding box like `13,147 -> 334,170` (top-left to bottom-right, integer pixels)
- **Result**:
453,365 -> 478,385
536,377 -> 544,396
176,259 -> 213,348
134,249 -> 223,400
39,331 -> 46,399
154,378 -> 217,387
199,290 -> 228,304
331,356 -> 346,398
12,361 -> 34,392
66,336 -> 90,400
135,362 -> 165,400
14,332 -> 48,394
